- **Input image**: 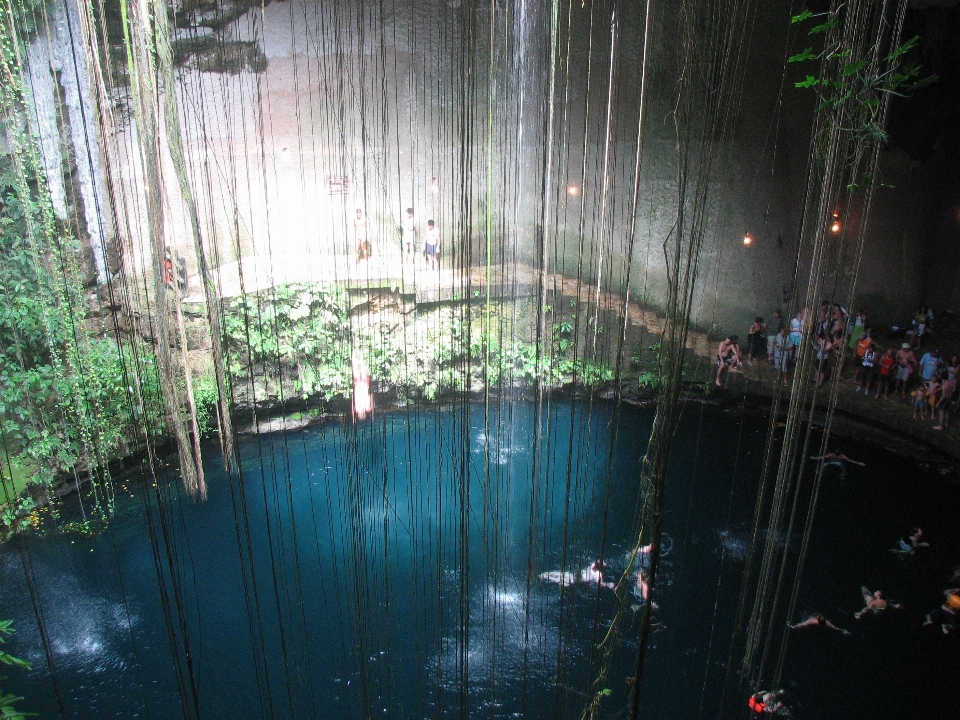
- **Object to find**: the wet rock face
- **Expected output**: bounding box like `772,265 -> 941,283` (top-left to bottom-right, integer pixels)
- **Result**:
171,35 -> 267,74
173,0 -> 275,32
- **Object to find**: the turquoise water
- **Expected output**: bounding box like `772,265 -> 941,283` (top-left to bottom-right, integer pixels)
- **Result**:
1,401 -> 958,719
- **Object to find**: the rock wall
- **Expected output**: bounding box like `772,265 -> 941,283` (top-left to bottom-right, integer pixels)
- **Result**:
85,0 -> 958,333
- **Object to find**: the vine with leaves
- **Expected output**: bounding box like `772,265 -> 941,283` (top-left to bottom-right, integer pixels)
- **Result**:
788,5 -> 936,188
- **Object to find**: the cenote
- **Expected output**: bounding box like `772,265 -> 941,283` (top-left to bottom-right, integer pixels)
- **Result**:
2,401 -> 958,719
4,0 -> 960,716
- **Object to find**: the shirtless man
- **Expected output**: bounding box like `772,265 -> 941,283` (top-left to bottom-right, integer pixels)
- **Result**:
716,335 -> 742,386
895,343 -> 917,398
934,371 -> 956,430
788,613 -> 850,635
854,587 -> 902,619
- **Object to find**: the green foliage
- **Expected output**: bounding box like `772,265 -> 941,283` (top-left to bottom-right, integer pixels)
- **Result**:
190,372 -> 220,438
788,8 -> 937,147
223,283 -> 351,401
0,620 -> 32,719
637,371 -> 659,389
0,153 -> 163,509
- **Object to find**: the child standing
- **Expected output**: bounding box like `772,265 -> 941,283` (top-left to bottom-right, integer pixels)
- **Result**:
913,384 -> 927,420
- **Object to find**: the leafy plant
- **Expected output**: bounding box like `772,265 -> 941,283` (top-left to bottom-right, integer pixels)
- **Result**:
223,283 -> 351,401
0,620 -> 32,719
637,371 -> 659,390
788,8 -> 936,148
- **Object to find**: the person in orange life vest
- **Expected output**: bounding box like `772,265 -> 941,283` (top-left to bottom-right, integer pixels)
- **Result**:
748,689 -> 784,714
852,326 -> 874,385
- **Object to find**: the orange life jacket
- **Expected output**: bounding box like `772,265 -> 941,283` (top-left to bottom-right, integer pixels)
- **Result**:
749,696 -> 765,713
856,337 -> 871,357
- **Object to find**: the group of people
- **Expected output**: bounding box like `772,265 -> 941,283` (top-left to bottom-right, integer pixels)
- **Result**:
715,304 -> 958,430
785,525 -> 958,633
353,206 -> 441,269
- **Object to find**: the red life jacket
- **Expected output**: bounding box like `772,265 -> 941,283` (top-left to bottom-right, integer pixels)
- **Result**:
749,695 -> 765,713
856,337 -> 872,358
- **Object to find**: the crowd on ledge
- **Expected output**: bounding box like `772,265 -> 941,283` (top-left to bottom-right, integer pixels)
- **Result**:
715,303 -> 958,432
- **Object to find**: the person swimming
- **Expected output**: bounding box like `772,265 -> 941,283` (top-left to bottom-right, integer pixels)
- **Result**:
854,587 -> 903,619
810,452 -> 865,467
748,689 -> 785,715
540,561 -> 614,589
787,613 -> 850,635
923,589 -> 959,635
892,528 -> 929,555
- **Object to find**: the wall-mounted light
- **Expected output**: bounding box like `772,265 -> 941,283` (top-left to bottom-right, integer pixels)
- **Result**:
567,184 -> 580,197
830,210 -> 842,234
743,233 -> 753,246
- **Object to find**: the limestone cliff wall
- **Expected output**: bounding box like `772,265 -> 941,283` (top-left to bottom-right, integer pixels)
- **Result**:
45,0 -> 956,331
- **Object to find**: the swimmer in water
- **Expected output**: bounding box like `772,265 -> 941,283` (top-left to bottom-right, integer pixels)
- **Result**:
748,689 -> 785,715
540,561 -> 614,589
581,561 -> 615,589
891,527 -> 929,555
810,452 -> 865,467
787,613 -> 850,635
633,570 -> 659,610
923,589 -> 960,635
854,587 -> 902,619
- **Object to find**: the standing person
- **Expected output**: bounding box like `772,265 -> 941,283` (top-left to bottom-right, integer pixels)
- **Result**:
946,354 -> 959,381
814,335 -> 834,388
934,371 -> 955,430
907,308 -> 927,349
918,348 -> 941,383
857,343 -> 878,396
746,318 -> 765,364
848,309 -> 867,349
354,208 -> 370,262
894,343 -> 917,398
424,219 -> 440,270
771,326 -> 793,386
876,348 -> 896,399
789,310 -> 804,361
715,335 -> 743,386
852,327 -> 874,384
401,207 -> 416,262
912,383 -> 928,420
767,311 -> 784,364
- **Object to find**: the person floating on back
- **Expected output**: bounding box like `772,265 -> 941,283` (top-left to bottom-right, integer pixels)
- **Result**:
854,586 -> 902,619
